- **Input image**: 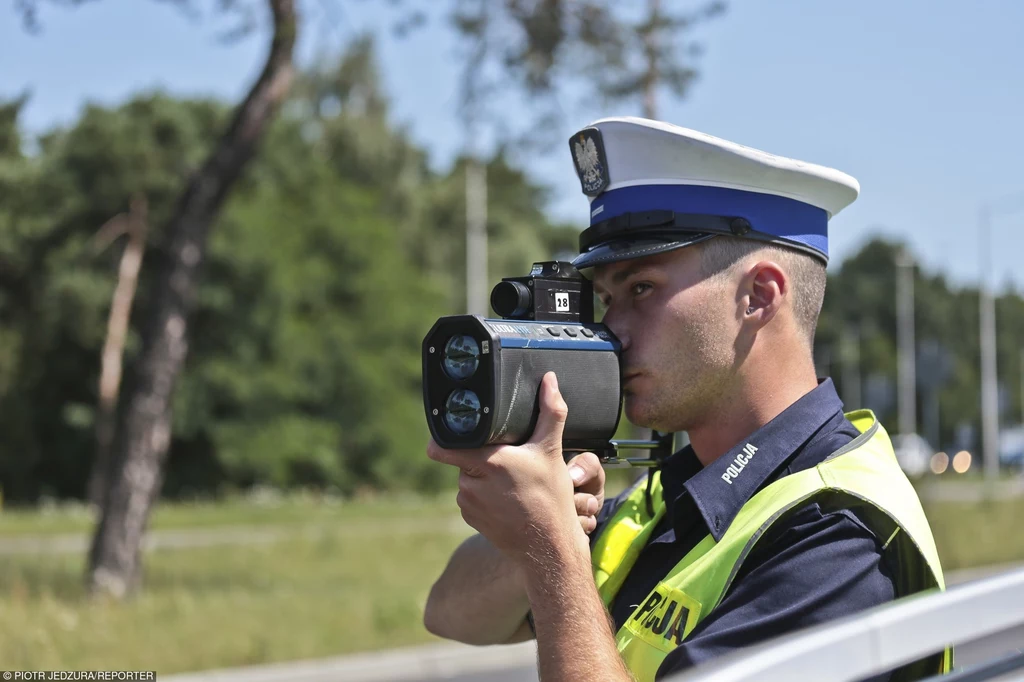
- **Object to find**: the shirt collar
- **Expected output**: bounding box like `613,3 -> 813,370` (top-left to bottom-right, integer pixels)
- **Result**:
666,378 -> 845,542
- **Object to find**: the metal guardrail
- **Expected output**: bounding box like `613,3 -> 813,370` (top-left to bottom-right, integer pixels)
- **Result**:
926,651 -> 1024,682
667,566 -> 1024,682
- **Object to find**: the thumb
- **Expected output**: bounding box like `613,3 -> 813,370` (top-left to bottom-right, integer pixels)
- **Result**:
529,372 -> 569,453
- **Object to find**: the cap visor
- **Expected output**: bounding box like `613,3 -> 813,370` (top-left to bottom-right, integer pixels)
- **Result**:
571,233 -> 715,270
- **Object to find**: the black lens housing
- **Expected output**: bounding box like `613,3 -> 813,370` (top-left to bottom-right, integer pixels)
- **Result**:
490,281 -> 532,318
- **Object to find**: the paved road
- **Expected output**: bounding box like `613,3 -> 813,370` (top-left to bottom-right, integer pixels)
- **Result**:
437,664 -> 537,682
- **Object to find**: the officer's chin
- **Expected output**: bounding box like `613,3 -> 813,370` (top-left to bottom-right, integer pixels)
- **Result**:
623,394 -> 654,430
625,394 -> 680,434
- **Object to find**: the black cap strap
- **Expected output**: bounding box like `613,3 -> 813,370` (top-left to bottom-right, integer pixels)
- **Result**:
579,211 -> 753,253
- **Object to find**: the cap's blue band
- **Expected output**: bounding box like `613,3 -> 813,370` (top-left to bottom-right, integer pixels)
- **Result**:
590,184 -> 829,259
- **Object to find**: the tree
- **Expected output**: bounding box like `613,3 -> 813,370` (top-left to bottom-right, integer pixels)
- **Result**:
0,91 -> 246,503
815,236 -> 1024,454
167,38 -> 583,495
438,0 -> 726,330
0,0 -> 729,533
0,31 -> 583,506
88,195 -> 149,508
84,0 -> 297,598
447,0 -> 726,144
11,0 -> 300,597
600,0 -> 726,119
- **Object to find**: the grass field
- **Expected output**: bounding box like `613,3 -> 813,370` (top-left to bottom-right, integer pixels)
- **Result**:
1,482 -> 1022,673
0,490 -> 456,536
0,494 -> 470,673
922,493 -> 1024,571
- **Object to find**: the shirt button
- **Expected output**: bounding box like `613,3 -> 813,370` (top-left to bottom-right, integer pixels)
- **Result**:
715,517 -> 721,530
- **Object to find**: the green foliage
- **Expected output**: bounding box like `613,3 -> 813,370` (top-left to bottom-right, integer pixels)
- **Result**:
0,92 -> 234,502
2,31 -> 1021,505
185,120 -> 445,493
0,38 -> 578,503
817,236 -> 1024,451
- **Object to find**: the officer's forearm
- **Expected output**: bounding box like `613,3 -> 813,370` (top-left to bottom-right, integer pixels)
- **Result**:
524,536 -> 634,682
423,533 -> 534,645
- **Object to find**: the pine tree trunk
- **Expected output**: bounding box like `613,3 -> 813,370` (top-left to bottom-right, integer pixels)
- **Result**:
89,196 -> 148,509
85,0 -> 298,599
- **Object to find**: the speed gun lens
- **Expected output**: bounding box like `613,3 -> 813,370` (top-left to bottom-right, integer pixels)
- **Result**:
443,335 -> 480,380
444,389 -> 482,434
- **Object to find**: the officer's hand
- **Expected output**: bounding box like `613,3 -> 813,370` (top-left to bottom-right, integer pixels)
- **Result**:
426,372 -> 591,564
567,452 -> 604,535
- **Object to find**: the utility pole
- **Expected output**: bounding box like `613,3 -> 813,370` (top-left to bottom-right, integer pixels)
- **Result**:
842,322 -> 862,409
642,0 -> 662,120
977,192 -> 1024,484
456,1 -> 491,318
920,338 -> 943,451
979,207 -> 999,482
465,155 -> 488,316
896,249 -> 917,436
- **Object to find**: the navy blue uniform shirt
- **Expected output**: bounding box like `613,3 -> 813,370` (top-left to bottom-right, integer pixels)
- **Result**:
593,379 -> 896,681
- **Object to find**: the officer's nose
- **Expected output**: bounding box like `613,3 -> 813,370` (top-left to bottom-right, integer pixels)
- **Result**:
602,310 -> 631,352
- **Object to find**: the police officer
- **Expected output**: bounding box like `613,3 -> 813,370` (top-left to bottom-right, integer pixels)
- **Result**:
424,117 -> 950,681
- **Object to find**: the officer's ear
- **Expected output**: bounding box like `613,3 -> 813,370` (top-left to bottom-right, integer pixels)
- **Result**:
742,260 -> 788,329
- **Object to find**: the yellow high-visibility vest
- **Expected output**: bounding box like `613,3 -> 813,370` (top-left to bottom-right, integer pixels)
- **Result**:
591,410 -> 953,681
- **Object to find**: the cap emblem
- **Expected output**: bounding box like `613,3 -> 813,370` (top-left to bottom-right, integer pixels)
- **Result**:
571,128 -> 610,196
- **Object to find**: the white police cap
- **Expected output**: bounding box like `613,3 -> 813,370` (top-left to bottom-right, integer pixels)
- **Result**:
568,116 -> 860,269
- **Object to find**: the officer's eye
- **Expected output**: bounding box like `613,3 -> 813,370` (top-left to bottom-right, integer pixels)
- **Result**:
630,282 -> 653,297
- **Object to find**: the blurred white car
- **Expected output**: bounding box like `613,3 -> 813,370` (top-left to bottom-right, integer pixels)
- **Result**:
890,433 -> 933,477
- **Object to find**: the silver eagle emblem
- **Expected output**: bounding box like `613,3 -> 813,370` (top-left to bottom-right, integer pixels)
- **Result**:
569,129 -> 609,196
574,137 -> 602,191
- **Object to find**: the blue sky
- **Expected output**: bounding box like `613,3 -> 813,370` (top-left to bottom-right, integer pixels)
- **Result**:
3,0 -> 1023,289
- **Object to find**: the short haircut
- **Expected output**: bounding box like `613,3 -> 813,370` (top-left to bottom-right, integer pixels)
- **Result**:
697,236 -> 826,346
